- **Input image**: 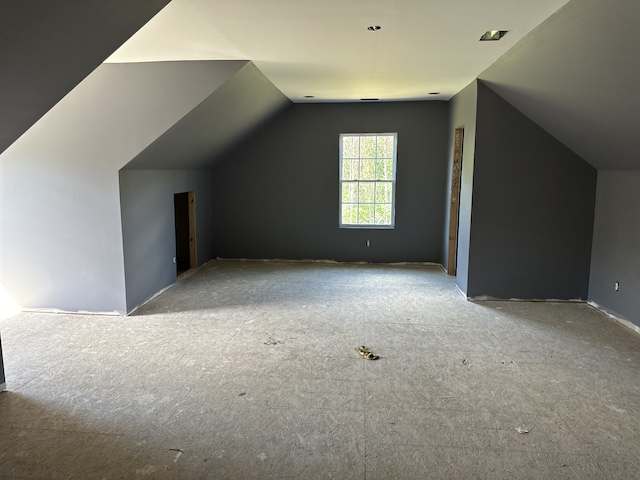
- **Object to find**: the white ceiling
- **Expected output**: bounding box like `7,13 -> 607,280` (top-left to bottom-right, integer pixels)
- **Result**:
107,0 -> 570,103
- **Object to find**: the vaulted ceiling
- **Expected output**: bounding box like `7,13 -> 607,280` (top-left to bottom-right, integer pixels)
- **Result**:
106,0 -> 569,103
1,0 -> 637,171
0,0 -> 170,154
124,61 -> 290,170
477,0 -> 640,170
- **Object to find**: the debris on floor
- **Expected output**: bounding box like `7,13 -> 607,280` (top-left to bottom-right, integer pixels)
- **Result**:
169,449 -> 184,463
462,358 -> 470,366
264,337 -> 284,346
515,426 -> 530,434
356,345 -> 379,360
4,260 -> 640,479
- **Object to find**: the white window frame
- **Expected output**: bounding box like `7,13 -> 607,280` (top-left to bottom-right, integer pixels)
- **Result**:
339,132 -> 398,229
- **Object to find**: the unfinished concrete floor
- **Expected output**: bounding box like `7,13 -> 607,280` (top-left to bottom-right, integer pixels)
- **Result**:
1,260 -> 640,479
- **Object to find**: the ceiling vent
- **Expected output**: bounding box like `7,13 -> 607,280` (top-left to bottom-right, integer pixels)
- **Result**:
367,26 -> 381,31
480,30 -> 508,41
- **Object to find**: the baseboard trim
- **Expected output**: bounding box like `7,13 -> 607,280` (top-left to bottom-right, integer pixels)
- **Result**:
127,259 -> 218,315
21,308 -> 123,316
468,295 -> 585,303
127,283 -> 175,316
215,257 -> 443,268
588,301 -> 640,335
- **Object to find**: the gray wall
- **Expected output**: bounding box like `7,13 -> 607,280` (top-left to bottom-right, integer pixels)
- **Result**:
478,0 -> 640,171
119,170 -> 214,313
124,62 -> 290,170
466,82 -> 597,299
212,102 -> 449,263
0,0 -> 170,154
444,81 -> 478,294
0,61 -> 239,313
0,0 -> 169,388
589,172 -> 640,326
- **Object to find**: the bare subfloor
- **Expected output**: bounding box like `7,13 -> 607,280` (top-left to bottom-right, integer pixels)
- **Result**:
1,260 -> 639,479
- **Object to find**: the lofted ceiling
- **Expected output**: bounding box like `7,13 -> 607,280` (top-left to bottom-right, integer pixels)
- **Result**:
479,0 -> 640,170
3,0 -> 635,172
0,0 -> 170,155
124,61 -> 291,170
106,0 -> 570,103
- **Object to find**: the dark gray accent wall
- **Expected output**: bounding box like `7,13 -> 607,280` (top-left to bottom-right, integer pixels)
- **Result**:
124,62 -> 290,170
589,172 -> 640,326
119,170 -> 214,313
479,0 -> 640,170
466,82 -> 597,299
212,101 -> 449,263
444,81 -> 478,294
0,0 -> 170,154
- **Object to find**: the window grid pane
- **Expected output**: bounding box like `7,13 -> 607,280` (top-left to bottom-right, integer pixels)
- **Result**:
340,133 -> 396,228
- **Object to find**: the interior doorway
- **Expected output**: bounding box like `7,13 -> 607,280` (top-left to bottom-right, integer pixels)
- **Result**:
174,191 -> 197,276
447,127 -> 464,276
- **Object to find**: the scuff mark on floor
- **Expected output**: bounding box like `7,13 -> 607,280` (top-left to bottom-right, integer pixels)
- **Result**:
135,464 -> 157,475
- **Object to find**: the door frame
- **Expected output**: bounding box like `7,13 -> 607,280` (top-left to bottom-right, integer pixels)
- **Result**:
174,191 -> 197,276
187,191 -> 197,270
447,126 -> 464,275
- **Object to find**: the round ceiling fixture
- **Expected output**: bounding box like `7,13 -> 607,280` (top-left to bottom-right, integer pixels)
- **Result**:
303,95 -> 315,99
367,26 -> 381,31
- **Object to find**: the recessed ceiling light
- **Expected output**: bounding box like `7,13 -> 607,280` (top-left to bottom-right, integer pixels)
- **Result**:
360,98 -> 379,101
480,30 -> 508,41
367,26 -> 381,31
303,95 -> 315,99
428,92 -> 440,95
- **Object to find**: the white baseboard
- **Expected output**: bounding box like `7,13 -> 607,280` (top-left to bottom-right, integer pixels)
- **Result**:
469,295 -> 584,303
21,308 -> 123,316
127,282 -> 175,316
588,301 -> 640,335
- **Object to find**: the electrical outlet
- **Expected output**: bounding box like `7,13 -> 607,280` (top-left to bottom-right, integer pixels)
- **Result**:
615,281 -> 619,291
366,240 -> 371,247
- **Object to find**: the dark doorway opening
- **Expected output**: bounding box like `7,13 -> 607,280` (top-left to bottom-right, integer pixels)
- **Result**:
174,192 -> 197,276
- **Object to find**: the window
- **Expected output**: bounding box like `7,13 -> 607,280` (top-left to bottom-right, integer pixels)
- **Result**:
339,133 -> 397,228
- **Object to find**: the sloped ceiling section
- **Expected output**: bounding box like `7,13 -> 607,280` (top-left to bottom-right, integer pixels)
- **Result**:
105,0 -> 570,103
123,61 -> 291,170
0,60 -> 248,313
479,0 -> 640,170
0,0 -> 171,155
